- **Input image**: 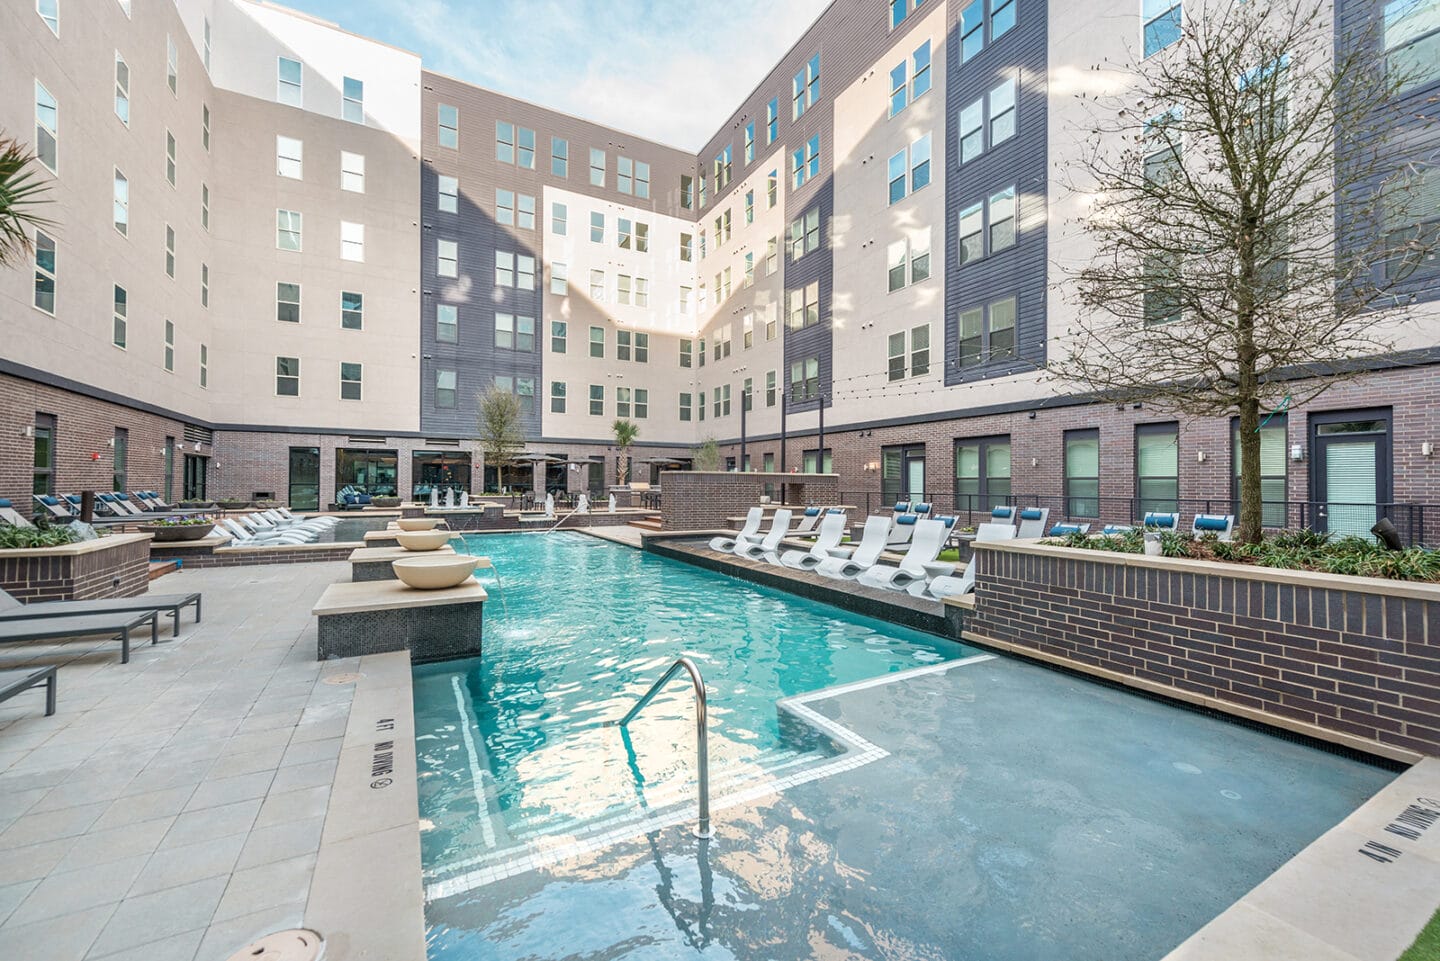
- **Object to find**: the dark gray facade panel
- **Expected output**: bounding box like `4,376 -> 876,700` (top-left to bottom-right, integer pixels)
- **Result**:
943,0 -> 1049,388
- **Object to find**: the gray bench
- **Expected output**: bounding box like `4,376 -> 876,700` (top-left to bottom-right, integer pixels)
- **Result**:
0,610 -> 158,663
0,666 -> 57,716
0,589 -> 201,635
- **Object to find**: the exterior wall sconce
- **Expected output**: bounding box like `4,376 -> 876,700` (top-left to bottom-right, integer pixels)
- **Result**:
1196,451 -> 1207,462
863,461 -> 880,472
1423,442 -> 1434,457
1290,444 -> 1304,461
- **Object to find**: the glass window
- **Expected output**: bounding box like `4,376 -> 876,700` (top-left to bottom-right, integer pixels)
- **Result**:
277,209 -> 302,251
590,211 -> 605,243
1144,0 -> 1183,57
888,149 -> 907,205
340,221 -> 364,262
436,304 -> 458,343
277,57 -> 302,107
550,261 -> 568,295
589,384 -> 604,416
911,133 -> 932,192
990,77 -> 1017,146
340,362 -> 362,400
167,36 -> 178,95
435,370 -> 456,408
341,151 -> 365,192
766,98 -> 779,144
202,103 -> 210,151
340,291 -> 363,330
1233,416 -> 1289,527
792,134 -> 820,189
990,296 -> 1016,358
112,283 -> 126,347
31,414 -> 54,496
990,186 -> 1017,253
960,99 -> 984,164
590,148 -> 606,187
1136,423 -> 1180,516
165,130 -> 176,185
551,320 -> 567,352
113,169 -> 128,235
954,437 -> 1010,511
1385,0 -> 1440,93
888,331 -> 907,381
890,61 -> 908,118
276,136 -> 303,178
958,203 -> 983,264
744,123 -> 755,163
891,0 -> 909,29
913,40 -> 932,99
342,77 -> 364,124
957,307 -> 982,368
961,0 -> 984,62
201,262 -> 209,307
114,53 -> 129,125
437,239 -> 458,277
438,175 -> 458,213
552,137 -> 568,176
276,356 -> 300,396
199,344 -> 207,388
437,104 -> 458,148
993,0 -> 1016,37
589,326 -> 604,358
551,381 -> 566,413
517,126 -> 536,169
496,121 -> 514,163
276,282 -> 301,323
496,189 -> 515,225
793,52 -> 820,119
34,231 -> 55,313
552,202 -> 567,234
1065,429 -> 1100,517
38,0 -> 58,34
911,324 -> 930,375
165,224 -> 176,277
34,81 -> 57,173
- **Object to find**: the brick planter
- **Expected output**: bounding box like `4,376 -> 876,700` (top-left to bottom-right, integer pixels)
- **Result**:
964,541 -> 1440,761
658,471 -> 841,530
0,532 -> 153,601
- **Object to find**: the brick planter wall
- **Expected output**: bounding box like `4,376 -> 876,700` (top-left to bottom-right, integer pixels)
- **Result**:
964,541 -> 1440,761
0,533 -> 153,601
659,472 -> 841,530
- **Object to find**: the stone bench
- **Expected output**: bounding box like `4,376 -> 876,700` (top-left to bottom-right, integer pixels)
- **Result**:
348,545 -> 455,582
312,579 -> 486,664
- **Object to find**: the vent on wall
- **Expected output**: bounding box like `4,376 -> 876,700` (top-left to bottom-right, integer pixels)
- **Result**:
347,436 -> 388,445
183,424 -> 213,445
424,438 -> 462,447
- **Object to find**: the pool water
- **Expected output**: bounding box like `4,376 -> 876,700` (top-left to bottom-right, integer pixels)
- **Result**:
413,531 -> 964,886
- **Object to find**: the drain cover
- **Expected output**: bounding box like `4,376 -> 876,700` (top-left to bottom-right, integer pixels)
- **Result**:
226,929 -> 324,961
323,673 -> 363,685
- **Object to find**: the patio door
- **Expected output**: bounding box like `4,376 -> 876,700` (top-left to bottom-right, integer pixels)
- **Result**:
1311,410 -> 1390,537
953,436 -> 1010,513
288,446 -> 320,511
882,445 -> 927,504
183,455 -> 207,500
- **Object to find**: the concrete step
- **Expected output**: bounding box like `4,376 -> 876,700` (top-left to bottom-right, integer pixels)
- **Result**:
628,518 -> 663,531
147,560 -> 179,581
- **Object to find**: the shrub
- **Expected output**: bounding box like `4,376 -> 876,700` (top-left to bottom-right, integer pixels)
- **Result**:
0,525 -> 80,549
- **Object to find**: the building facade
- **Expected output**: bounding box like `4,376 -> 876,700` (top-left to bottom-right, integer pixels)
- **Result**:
1,0 -> 1437,531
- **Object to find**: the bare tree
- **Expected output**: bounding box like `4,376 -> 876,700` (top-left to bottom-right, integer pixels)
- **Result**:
476,387 -> 526,486
1051,0 -> 1434,542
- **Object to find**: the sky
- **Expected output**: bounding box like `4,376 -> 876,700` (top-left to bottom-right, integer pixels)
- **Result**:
276,0 -> 834,150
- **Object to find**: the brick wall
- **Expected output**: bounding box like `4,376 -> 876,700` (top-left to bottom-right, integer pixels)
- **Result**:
659,472 -> 841,530
0,534 -> 152,601
965,541 -> 1440,760
160,543 -> 361,568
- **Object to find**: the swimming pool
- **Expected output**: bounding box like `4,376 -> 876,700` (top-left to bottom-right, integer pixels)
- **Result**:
414,532 -> 1394,960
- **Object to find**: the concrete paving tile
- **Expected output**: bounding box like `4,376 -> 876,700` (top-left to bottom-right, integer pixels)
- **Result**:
234,816 -> 326,871
6,853 -> 149,927
0,837 -> 78,886
213,853 -> 316,922
289,718 -> 348,744
183,771 -> 275,812
0,879 -> 39,926
87,876 -> 227,958
306,824 -> 425,961
27,773 -> 137,815
0,785 -> 52,819
254,785 -> 331,830
1164,902 -> 1361,961
207,745 -> 288,780
0,800 -> 111,850
279,737 -> 343,769
194,903 -> 306,961
128,833 -> 247,897
90,785 -> 196,833
217,729 -> 293,759
161,798 -> 262,850
0,903 -> 116,961
54,817 -> 175,873
235,710 -> 304,734
120,761 -> 207,797
84,927 -> 204,961
0,764 -> 75,793
268,759 -> 336,795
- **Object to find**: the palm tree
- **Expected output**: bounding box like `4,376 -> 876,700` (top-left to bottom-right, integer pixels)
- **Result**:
612,419 -> 639,485
0,134 -> 54,266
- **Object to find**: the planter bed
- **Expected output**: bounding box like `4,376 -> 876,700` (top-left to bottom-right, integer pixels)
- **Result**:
0,532 -> 153,601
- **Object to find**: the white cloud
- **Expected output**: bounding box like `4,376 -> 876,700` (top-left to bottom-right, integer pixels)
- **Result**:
334,0 -> 832,150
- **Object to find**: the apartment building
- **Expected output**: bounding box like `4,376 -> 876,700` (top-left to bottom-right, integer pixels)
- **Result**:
1,0 -> 1437,529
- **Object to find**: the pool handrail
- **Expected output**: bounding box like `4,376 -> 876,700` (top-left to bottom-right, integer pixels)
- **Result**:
610,656 -> 712,840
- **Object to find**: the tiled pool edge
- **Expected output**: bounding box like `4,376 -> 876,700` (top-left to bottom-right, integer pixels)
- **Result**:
1163,757 -> 1440,961
307,650 -> 426,961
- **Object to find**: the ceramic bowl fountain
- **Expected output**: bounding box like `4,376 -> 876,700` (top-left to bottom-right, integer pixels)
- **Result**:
392,554 -> 478,590
396,518 -> 443,532
396,529 -> 454,551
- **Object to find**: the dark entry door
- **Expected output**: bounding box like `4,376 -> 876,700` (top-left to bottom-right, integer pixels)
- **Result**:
1310,410 -> 1390,537
288,446 -> 320,511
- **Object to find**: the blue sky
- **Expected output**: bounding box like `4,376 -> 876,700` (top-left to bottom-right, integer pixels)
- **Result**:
279,0 -> 833,150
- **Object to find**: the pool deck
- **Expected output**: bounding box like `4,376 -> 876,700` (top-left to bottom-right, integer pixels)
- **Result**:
0,560 -> 1434,960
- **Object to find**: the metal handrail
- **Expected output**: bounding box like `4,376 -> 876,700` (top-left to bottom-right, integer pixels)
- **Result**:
608,657 -> 712,840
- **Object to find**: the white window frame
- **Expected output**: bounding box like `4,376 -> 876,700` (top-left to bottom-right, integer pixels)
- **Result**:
277,57 -> 302,107
341,151 -> 365,192
342,76 -> 364,124
277,209 -> 303,252
276,135 -> 303,179
438,175 -> 458,213
340,221 -> 364,262
437,239 -> 458,277
113,168 -> 129,236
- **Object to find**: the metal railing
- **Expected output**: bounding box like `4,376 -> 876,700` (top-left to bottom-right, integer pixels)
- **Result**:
826,491 -> 1436,547
607,657 -> 712,840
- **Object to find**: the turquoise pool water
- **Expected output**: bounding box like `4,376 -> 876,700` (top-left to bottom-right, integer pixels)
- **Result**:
413,532 -> 964,888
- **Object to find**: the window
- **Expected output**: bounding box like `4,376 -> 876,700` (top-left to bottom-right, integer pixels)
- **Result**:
342,291 -> 363,330
32,414 -> 55,496
277,136 -> 303,178
681,174 -> 694,209
495,121 -> 514,163
33,231 -> 55,313
112,284 -> 126,347
993,0 -> 1016,36
887,229 -> 932,290
680,232 -> 694,262
787,281 -> 821,330
551,320 -> 567,352
437,239 -> 458,277
589,385 -> 604,416
590,211 -> 605,243
618,157 -> 639,194
342,77 -> 364,124
888,332 -> 907,381
744,254 -> 755,288
202,104 -> 210,151
886,133 -> 932,205
1144,0 -> 1183,57
680,392 -> 693,421
201,263 -> 209,307
700,173 -> 708,207
891,61 -> 909,118
1144,251 -> 1184,324
913,41 -> 932,99
698,390 -> 705,421
1385,0 -> 1440,93
617,274 -> 633,305
37,0 -> 58,34
493,251 -> 535,289
618,218 -> 633,249
114,53 -> 129,125
518,195 -> 538,231
551,381 -> 566,413
961,0 -> 985,61
1063,430 -> 1100,517
167,36 -> 178,95
278,57 -> 302,107
714,146 -> 732,188
1136,423 -> 1180,515
165,224 -> 175,278
680,339 -> 694,368
766,98 -> 779,144
435,369 -> 456,408
550,202 -> 568,235
1385,165 -> 1440,281
792,134 -> 820,189
199,344 -> 207,388
166,130 -> 177,186
616,387 -> 632,417
763,370 -> 776,407
495,313 -> 535,351
745,190 -> 755,224
956,295 -> 1016,368
715,384 -> 732,416
911,324 -> 930,375
699,338 -> 706,367
337,362 -> 362,400
989,186 -> 1017,252
277,282 -> 301,323
1232,416 -> 1289,527
788,207 -> 821,260
889,41 -> 932,118
681,286 -> 693,312
635,278 -> 649,308
744,122 -> 756,164
430,175 -> 457,214
590,148 -> 606,187
34,81 -> 56,173
960,100 -> 983,165
113,170 -> 128,236
517,127 -> 535,169
789,357 -> 820,401
341,222 -> 364,262
437,104 -> 458,148
201,183 -> 209,230
990,77 -> 1017,146
590,325 -> 605,358
958,202 -> 983,265
436,304 -> 458,343
765,303 -> 779,339
341,152 -> 365,192
552,137 -> 569,176
793,53 -> 820,119
496,189 -> 515,225
954,437 -> 1010,510
276,356 -> 300,396
112,429 -> 128,492
767,170 -> 779,208
550,261 -> 569,295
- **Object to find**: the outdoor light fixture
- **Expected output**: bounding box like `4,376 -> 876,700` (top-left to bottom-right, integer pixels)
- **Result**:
1290,444 -> 1304,461
863,461 -> 880,472
1424,442 -> 1434,457
21,425 -> 33,438
1197,451 -> 1207,462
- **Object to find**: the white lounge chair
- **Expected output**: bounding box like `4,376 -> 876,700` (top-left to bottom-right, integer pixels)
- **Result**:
736,509 -> 792,560
909,521 -> 1017,599
232,516 -> 315,544
779,513 -> 848,570
1016,507 -> 1050,539
815,516 -> 891,580
792,506 -> 825,535
1191,513 -> 1235,540
0,499 -> 33,528
218,518 -> 307,545
32,495 -> 75,521
858,519 -> 952,591
709,506 -> 763,553
884,513 -> 919,548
